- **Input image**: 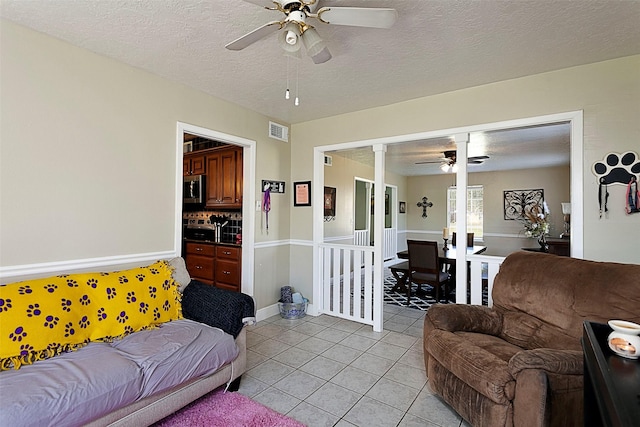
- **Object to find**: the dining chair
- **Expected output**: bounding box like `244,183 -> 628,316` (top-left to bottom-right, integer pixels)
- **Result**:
406,240 -> 450,304
451,232 -> 474,247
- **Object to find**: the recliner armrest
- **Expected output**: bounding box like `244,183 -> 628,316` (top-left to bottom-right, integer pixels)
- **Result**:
425,303 -> 503,335
509,348 -> 583,376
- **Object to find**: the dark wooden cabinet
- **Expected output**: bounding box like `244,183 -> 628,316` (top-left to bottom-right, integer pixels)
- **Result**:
583,321 -> 640,427
214,245 -> 241,292
184,242 -> 241,292
205,147 -> 243,209
183,154 -> 205,176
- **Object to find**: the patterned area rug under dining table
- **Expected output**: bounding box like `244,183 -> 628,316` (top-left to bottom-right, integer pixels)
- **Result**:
383,270 -> 487,311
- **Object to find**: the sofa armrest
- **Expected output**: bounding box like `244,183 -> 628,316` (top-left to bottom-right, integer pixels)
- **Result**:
425,303 -> 503,335
181,280 -> 256,338
509,348 -> 583,377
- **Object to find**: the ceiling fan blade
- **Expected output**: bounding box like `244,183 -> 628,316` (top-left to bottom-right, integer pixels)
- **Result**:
240,0 -> 280,8
225,21 -> 282,51
316,7 -> 398,28
469,155 -> 490,161
415,160 -> 446,165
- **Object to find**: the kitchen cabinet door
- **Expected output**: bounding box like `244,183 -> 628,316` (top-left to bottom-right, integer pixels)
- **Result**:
205,147 -> 242,209
183,154 -> 205,176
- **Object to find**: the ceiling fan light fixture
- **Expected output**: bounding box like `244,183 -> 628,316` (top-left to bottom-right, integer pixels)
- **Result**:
440,163 -> 450,172
301,27 -> 325,56
279,24 -> 301,52
451,163 -> 458,173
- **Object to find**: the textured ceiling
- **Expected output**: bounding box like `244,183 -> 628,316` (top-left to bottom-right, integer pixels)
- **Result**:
2,0 -> 639,126
1,1 -> 638,175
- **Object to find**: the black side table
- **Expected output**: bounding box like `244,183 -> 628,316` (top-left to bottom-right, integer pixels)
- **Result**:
582,321 -> 640,427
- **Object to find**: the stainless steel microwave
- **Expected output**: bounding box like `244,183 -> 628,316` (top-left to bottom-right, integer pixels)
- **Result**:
184,175 -> 205,204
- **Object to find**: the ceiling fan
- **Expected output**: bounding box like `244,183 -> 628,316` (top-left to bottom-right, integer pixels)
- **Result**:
416,150 -> 490,172
225,0 -> 398,64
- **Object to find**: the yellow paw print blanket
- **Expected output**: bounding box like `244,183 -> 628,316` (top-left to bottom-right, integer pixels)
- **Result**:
0,260 -> 181,370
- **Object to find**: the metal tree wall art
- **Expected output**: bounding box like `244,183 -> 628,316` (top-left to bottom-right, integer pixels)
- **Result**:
417,197 -> 433,218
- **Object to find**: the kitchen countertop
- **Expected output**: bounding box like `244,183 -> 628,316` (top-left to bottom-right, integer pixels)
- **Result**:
183,238 -> 241,247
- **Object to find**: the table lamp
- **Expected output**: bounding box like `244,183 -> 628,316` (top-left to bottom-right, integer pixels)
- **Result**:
560,202 -> 571,238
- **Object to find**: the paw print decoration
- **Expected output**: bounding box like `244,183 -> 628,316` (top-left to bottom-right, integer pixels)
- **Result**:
593,151 -> 640,185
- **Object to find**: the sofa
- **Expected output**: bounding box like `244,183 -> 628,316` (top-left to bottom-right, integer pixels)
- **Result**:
0,258 -> 255,427
423,251 -> 640,427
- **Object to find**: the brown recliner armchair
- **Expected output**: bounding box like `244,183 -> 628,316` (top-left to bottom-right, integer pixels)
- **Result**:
423,251 -> 640,427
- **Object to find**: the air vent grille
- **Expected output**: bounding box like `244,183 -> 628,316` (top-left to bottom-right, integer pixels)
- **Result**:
269,121 -> 289,142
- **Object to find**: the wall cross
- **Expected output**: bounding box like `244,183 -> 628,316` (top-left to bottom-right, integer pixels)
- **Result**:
417,196 -> 433,218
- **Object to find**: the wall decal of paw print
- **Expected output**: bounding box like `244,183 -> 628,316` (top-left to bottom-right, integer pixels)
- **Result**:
592,151 -> 640,185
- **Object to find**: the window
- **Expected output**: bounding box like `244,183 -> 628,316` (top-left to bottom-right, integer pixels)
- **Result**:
447,185 -> 483,239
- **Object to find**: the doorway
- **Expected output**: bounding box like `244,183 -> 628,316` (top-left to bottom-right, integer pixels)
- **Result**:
175,122 -> 256,297
354,178 -> 397,260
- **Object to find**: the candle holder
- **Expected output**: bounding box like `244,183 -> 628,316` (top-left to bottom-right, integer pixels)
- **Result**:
443,238 -> 449,250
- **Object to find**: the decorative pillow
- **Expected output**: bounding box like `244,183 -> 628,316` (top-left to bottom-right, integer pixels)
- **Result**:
168,257 -> 191,293
0,260 -> 181,370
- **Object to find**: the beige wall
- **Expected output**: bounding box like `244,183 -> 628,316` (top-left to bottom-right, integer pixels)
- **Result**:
292,55 -> 640,265
0,20 -> 291,310
2,20 -> 638,312
404,166 -> 570,256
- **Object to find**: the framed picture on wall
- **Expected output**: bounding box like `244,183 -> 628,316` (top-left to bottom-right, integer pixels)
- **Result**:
293,181 -> 311,206
324,186 -> 336,217
399,201 -> 406,213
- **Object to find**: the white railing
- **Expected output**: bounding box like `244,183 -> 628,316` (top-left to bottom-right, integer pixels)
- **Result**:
353,229 -> 369,246
354,228 -> 396,261
319,243 -> 381,328
467,254 -> 505,307
383,228 -> 397,260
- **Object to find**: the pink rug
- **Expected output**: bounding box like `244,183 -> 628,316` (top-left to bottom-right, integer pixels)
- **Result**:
153,388 -> 306,427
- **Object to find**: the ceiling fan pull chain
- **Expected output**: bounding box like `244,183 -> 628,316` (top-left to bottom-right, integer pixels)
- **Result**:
285,56 -> 290,100
295,60 -> 300,106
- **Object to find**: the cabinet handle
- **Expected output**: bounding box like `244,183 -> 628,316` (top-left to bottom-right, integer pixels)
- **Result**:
196,266 -> 203,269
223,251 -> 231,255
223,271 -> 230,275
196,247 -> 203,251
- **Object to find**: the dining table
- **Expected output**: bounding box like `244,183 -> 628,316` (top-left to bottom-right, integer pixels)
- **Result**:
390,243 -> 487,295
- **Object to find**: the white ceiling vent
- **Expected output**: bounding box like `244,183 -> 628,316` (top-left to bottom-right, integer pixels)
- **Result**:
324,154 -> 333,166
269,121 -> 289,142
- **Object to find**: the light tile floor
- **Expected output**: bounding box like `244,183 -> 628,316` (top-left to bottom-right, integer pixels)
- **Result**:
238,304 -> 469,427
